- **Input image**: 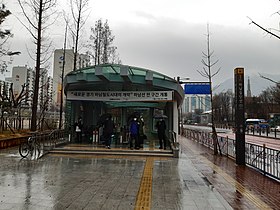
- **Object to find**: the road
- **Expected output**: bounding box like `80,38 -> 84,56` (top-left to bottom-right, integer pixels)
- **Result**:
184,125 -> 280,150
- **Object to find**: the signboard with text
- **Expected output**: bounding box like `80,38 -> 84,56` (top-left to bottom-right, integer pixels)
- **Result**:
66,91 -> 173,102
234,67 -> 245,165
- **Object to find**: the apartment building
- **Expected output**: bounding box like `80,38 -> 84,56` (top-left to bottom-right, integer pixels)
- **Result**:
52,49 -> 90,109
6,66 -> 52,111
182,94 -> 211,114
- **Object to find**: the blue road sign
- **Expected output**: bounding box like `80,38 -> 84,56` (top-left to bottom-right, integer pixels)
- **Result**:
184,83 -> 211,94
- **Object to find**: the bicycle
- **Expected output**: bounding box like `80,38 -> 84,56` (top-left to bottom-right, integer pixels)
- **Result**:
19,136 -> 41,158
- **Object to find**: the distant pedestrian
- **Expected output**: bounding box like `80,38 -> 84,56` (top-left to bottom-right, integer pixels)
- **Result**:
138,117 -> 145,148
74,117 -> 83,143
156,119 -> 166,149
129,118 -> 139,149
103,115 -> 115,149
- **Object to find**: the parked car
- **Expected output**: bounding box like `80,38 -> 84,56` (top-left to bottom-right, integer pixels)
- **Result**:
271,126 -> 280,132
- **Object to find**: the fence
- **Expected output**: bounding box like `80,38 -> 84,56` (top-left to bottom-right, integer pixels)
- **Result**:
246,127 -> 280,139
0,114 -> 62,133
184,128 -> 280,181
29,129 -> 68,157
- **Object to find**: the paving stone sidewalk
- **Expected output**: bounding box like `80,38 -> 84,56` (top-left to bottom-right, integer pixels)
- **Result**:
0,144 -> 232,210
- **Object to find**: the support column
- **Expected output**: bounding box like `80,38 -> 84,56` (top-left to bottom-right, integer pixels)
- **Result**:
173,100 -> 178,142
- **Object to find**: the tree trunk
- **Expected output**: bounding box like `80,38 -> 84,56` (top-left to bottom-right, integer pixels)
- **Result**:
31,0 -> 43,131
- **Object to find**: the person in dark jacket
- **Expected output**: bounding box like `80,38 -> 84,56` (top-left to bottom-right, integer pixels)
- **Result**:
103,115 -> 114,149
156,119 -> 166,149
138,117 -> 145,148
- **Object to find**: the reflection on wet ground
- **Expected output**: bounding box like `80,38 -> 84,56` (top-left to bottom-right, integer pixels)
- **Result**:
180,138 -> 280,210
1,136 -> 278,209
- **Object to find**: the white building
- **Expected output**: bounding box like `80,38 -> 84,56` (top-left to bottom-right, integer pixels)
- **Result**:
53,49 -> 74,108
182,95 -> 211,113
6,66 -> 32,107
10,66 -> 28,96
52,49 -> 90,109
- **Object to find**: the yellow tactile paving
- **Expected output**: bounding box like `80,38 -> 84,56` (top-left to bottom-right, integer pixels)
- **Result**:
135,157 -> 154,210
197,154 -> 272,210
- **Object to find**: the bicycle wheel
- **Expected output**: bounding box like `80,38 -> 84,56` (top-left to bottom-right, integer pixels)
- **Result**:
19,142 -> 30,158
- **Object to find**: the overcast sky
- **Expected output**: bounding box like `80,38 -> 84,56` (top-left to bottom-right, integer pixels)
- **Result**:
4,0 -> 280,85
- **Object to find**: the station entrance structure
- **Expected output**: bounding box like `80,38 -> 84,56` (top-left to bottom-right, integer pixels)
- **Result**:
64,64 -> 185,149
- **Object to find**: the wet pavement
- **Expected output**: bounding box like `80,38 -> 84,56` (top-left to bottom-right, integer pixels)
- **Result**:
0,135 -> 279,209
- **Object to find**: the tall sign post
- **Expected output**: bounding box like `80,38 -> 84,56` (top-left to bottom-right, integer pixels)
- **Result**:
234,67 -> 245,165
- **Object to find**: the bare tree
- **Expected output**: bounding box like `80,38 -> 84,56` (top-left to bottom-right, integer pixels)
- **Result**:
248,16 -> 280,40
69,0 -> 90,71
213,91 -> 233,126
17,0 -> 57,131
197,24 -> 221,155
87,19 -> 121,65
38,75 -> 52,130
0,82 -> 28,132
259,74 -> 280,107
249,11 -> 280,96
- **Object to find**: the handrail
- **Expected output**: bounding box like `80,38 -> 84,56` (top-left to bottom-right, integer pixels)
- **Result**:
29,129 -> 68,156
168,130 -> 176,146
168,130 -> 179,157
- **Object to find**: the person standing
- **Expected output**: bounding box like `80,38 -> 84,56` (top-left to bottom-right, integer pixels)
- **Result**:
138,117 -> 145,148
129,118 -> 139,149
156,119 -> 166,149
103,115 -> 114,149
74,117 -> 83,143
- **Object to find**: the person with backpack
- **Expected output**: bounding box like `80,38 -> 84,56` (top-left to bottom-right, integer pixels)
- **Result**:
129,118 -> 139,149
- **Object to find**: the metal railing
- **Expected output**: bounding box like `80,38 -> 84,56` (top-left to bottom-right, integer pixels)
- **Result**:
184,128 -> 280,181
168,130 -> 179,158
246,127 -> 280,139
27,129 -> 68,157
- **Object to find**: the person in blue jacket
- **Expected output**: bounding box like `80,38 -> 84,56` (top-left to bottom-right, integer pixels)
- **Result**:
129,118 -> 139,149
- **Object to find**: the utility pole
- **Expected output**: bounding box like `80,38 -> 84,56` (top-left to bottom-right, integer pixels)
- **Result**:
59,22 -> 68,129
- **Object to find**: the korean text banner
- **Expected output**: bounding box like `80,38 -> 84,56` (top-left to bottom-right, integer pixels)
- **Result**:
67,91 -> 173,101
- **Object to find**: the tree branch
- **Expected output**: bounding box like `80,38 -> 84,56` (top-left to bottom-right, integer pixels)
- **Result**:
248,16 -> 280,40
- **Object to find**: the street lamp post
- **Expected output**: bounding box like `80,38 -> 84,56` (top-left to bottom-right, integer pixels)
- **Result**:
177,77 -> 190,135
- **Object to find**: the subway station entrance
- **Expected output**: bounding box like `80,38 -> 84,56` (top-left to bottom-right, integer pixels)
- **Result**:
64,64 -> 184,154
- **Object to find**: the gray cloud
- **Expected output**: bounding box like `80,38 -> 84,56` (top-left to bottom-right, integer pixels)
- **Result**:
114,18 -> 280,86
5,3 -> 280,91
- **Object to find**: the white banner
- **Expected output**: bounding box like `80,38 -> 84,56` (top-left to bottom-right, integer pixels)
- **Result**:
67,91 -> 173,101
